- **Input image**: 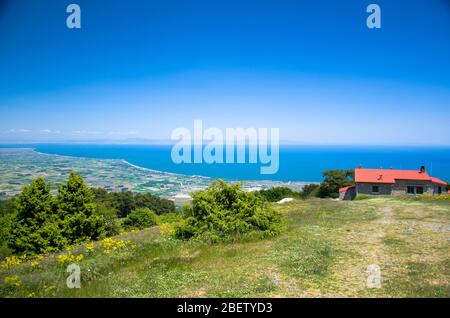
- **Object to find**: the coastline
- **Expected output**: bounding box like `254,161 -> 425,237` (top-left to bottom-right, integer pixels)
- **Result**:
31,147 -> 202,179
0,147 -> 315,200
29,147 -> 317,184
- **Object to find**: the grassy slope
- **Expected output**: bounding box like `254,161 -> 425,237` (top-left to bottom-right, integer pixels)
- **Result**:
1,197 -> 449,298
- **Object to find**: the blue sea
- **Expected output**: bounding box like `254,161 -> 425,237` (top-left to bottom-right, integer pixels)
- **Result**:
1,144 -> 450,183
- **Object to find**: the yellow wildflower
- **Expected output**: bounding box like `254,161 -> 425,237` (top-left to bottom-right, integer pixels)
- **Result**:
57,251 -> 84,264
57,253 -> 69,264
85,243 -> 95,253
160,223 -> 175,237
4,275 -> 21,287
99,237 -> 131,255
1,256 -> 22,269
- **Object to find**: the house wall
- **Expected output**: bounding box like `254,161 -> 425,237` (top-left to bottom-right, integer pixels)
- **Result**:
339,187 -> 356,200
391,180 -> 433,195
431,183 -> 446,195
356,180 -> 442,196
356,183 -> 392,195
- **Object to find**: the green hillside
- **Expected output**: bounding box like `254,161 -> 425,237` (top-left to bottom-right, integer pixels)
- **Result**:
1,197 -> 449,298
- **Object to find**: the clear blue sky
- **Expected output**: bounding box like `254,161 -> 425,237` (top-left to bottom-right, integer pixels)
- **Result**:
0,0 -> 449,145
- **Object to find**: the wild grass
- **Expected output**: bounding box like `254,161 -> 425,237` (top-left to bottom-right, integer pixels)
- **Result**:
1,197 -> 448,298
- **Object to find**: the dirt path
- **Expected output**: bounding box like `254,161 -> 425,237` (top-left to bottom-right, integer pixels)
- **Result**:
327,205 -> 395,296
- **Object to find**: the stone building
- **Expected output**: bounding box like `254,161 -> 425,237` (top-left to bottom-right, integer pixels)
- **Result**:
339,185 -> 356,200
353,166 -> 446,196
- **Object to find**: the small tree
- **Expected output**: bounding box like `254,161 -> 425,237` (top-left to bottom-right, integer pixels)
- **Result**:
134,193 -> 175,215
112,191 -> 136,217
317,169 -> 354,198
56,172 -> 105,244
8,178 -> 65,255
299,184 -> 320,199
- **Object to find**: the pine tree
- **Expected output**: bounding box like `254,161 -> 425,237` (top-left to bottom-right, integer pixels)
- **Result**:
9,178 -> 65,255
56,172 -> 105,244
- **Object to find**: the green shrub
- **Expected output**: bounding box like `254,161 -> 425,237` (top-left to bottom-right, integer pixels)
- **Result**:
173,180 -> 284,242
91,189 -> 176,217
96,203 -> 120,236
157,212 -> 184,225
0,214 -> 14,260
0,199 -> 15,217
134,193 -> 175,215
0,243 -> 13,261
258,187 -> 299,202
123,208 -> 158,230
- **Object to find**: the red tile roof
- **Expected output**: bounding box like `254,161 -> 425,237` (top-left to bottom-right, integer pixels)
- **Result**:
430,177 -> 447,186
339,185 -> 355,192
355,168 -> 447,185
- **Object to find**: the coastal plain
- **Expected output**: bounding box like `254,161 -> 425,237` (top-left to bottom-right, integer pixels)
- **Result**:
0,148 -> 308,202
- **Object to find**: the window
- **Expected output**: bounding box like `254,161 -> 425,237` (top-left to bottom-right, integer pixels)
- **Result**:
407,186 -> 415,194
438,187 -> 442,194
416,186 -> 424,194
372,185 -> 379,193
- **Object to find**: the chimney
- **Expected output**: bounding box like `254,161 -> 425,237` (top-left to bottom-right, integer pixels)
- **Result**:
420,166 -> 426,173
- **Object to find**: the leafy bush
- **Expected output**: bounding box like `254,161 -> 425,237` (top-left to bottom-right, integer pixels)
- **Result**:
0,215 -> 13,259
0,199 -> 15,217
122,208 -> 158,230
96,203 -> 120,236
258,187 -> 299,202
174,180 -> 284,242
157,212 -> 184,225
91,189 -> 175,217
134,193 -> 175,215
